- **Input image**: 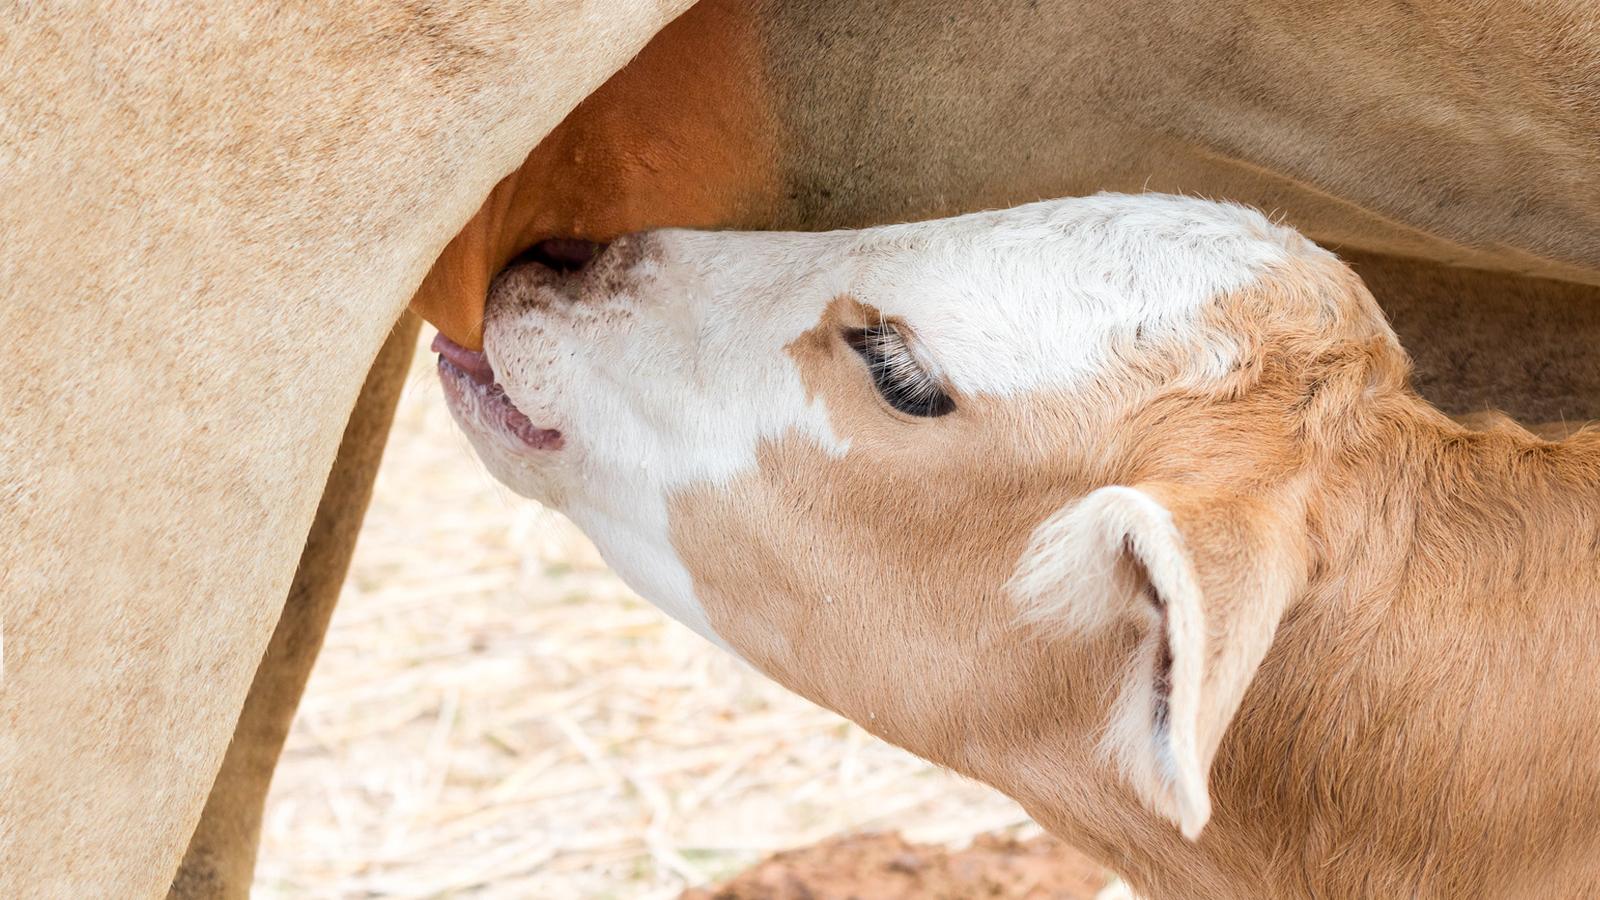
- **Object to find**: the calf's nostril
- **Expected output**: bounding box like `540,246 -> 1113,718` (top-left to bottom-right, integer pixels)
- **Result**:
515,237 -> 605,273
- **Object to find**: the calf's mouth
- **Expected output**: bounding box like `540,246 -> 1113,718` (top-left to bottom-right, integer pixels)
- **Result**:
434,332 -> 563,451
512,237 -> 604,273
435,236 -> 613,452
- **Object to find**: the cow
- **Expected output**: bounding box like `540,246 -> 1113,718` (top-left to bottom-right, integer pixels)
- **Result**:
440,192 -> 1600,899
0,3 -> 699,896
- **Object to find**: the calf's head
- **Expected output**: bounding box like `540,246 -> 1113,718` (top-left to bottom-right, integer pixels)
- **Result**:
439,193 -> 1407,839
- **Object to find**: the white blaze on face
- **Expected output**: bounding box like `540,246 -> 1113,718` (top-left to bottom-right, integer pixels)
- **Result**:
473,231 -> 856,647
847,194 -> 1305,399
457,193 -> 1312,650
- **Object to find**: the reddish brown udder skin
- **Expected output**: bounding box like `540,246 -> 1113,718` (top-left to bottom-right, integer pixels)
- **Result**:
409,0 -> 777,349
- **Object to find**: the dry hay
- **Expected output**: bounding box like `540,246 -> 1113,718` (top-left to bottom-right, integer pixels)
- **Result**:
254,335 -> 1054,898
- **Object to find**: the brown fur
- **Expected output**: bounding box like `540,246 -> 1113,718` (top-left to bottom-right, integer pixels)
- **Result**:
667,257 -> 1600,898
755,0 -> 1600,283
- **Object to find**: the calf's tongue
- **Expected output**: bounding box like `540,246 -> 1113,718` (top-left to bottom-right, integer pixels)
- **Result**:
432,332 -> 496,386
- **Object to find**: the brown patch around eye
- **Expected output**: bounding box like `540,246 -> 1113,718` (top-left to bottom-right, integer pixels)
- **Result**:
783,294 -> 886,408
786,296 -> 881,358
788,295 -> 959,427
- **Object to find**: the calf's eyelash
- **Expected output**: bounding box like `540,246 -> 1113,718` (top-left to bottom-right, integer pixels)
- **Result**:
844,324 -> 956,418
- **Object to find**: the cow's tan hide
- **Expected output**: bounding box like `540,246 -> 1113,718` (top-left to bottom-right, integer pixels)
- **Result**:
0,3 -> 695,895
169,314 -> 420,899
414,0 -> 1600,349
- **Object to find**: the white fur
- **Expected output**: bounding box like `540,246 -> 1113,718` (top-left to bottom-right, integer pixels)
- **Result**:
848,194 -> 1305,399
468,231 -> 857,648
1010,486 -> 1213,839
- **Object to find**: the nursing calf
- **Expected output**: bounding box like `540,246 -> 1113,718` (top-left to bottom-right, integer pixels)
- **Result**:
439,194 -> 1600,899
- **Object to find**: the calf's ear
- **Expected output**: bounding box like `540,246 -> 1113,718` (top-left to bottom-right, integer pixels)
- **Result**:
1008,483 -> 1307,839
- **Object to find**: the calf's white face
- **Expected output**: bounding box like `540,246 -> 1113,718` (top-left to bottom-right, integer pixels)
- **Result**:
440,192 -> 1402,838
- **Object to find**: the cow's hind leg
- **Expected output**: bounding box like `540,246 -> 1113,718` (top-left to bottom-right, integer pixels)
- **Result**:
169,313 -> 421,898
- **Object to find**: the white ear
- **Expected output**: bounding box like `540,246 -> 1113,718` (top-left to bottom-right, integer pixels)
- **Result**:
1009,484 -> 1305,840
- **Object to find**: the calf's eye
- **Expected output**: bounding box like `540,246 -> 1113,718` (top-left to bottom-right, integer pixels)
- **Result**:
844,324 -> 956,418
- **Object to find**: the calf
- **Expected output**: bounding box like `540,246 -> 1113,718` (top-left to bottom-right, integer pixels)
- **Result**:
437,193 -> 1600,899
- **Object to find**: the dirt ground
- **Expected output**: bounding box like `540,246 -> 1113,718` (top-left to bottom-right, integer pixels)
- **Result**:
254,335 -> 1105,897
681,832 -> 1109,900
